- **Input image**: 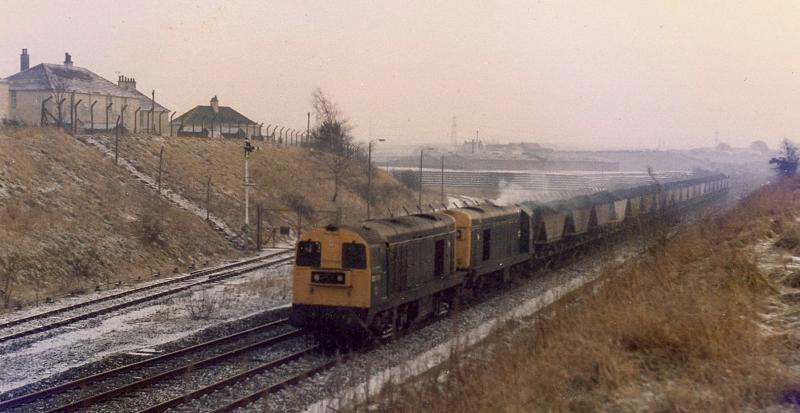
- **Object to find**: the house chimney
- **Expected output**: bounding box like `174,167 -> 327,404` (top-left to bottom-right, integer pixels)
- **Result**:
210,96 -> 219,113
64,52 -> 73,67
20,49 -> 29,72
117,75 -> 136,91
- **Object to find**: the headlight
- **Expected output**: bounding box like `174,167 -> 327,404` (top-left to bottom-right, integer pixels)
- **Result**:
312,274 -> 320,282
337,274 -> 344,282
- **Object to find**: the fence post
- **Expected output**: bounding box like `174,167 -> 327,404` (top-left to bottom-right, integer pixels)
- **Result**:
205,176 -> 211,220
157,145 -> 164,193
256,205 -> 262,250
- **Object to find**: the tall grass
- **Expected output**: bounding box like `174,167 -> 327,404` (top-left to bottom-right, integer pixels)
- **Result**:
360,181 -> 800,412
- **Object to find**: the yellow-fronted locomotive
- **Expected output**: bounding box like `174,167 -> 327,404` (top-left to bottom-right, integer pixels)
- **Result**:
290,174 -> 730,344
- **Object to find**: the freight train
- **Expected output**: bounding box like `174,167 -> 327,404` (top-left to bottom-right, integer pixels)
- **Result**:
289,174 -> 729,345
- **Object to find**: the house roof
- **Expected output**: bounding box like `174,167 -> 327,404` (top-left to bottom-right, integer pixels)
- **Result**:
5,63 -> 170,111
173,105 -> 257,125
7,63 -> 140,98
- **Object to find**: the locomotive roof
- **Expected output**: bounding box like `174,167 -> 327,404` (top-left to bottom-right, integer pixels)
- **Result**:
355,212 -> 455,244
447,204 -> 518,222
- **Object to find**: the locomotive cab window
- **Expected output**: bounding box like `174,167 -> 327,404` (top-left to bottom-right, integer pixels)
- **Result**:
296,241 -> 321,267
342,242 -> 366,269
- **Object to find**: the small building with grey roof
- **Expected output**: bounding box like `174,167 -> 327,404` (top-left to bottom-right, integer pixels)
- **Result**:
172,96 -> 260,139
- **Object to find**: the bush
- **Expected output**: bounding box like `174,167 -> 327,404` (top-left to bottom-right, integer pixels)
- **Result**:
1,118 -> 23,128
0,252 -> 32,308
392,169 -> 418,190
138,207 -> 166,246
775,229 -> 800,253
282,192 -> 315,220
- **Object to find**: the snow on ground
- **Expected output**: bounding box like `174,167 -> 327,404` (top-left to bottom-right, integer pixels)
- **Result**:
0,249 -> 288,326
0,260 -> 293,393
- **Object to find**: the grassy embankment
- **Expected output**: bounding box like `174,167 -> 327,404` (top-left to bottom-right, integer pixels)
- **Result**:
0,128 -> 237,308
364,180 -> 800,412
109,135 -> 423,239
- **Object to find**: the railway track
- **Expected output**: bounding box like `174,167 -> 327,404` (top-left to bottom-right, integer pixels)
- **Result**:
0,250 -> 294,345
0,318 -> 313,413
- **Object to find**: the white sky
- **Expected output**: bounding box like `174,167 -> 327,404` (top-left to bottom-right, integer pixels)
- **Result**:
2,0 -> 800,149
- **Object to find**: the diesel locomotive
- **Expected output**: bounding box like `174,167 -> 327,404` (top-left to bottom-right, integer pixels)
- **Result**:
290,174 -> 729,344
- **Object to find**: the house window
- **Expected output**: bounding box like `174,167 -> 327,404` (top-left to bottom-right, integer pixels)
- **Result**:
10,91 -> 16,109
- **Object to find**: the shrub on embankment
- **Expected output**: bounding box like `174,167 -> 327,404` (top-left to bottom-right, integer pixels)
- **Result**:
363,181 -> 800,412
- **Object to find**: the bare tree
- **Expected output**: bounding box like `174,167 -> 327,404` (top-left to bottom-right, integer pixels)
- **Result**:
308,88 -> 363,202
51,78 -> 69,127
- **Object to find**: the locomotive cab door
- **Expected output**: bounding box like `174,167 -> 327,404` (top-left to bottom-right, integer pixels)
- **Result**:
471,228 -> 482,266
519,211 -> 530,254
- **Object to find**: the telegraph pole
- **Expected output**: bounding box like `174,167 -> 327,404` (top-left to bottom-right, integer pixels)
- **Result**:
419,149 -> 424,210
441,154 -> 445,204
367,138 -> 385,219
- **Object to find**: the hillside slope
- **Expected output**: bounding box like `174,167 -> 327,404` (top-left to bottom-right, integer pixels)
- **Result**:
102,134 -> 419,243
364,180 -> 800,412
0,128 -> 237,308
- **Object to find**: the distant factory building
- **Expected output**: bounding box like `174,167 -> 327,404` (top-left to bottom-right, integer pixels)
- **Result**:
0,49 -> 169,134
172,96 -> 260,139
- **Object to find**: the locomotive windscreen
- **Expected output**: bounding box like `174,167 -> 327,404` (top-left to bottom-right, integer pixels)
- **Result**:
297,241 -> 321,267
342,242 -> 366,269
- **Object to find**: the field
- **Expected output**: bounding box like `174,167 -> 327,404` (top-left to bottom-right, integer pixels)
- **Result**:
360,179 -> 800,412
0,127 -> 237,308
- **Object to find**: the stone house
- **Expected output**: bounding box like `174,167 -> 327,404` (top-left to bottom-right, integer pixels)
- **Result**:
0,49 -> 169,134
172,96 -> 260,138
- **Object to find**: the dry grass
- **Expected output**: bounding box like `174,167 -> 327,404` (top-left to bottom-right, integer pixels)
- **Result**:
360,182 -> 800,412
0,127 -> 237,308
107,135 -> 422,234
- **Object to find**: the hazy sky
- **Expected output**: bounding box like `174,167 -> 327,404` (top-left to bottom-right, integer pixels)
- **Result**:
2,1 -> 799,149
